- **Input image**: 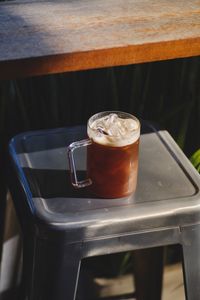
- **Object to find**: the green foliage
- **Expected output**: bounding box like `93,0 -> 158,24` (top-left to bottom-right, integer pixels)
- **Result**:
190,149 -> 200,173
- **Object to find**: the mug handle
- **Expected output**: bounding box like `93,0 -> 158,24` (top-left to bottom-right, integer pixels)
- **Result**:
67,138 -> 92,188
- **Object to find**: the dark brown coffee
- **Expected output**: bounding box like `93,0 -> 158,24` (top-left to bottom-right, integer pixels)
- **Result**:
87,138 -> 139,198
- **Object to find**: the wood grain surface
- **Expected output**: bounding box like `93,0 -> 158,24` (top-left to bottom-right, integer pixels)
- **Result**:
0,0 -> 200,79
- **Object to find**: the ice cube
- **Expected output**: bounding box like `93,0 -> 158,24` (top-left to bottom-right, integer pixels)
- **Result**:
108,123 -> 119,136
124,119 -> 138,131
117,120 -> 126,136
109,113 -> 118,124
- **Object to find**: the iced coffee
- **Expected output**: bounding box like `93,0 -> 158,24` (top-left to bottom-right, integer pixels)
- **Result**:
87,112 -> 140,198
68,111 -> 140,198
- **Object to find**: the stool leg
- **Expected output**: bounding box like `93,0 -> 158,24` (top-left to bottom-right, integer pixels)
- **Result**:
132,247 -> 164,300
28,238 -> 81,300
181,225 -> 200,300
0,183 -> 6,265
16,234 -> 35,300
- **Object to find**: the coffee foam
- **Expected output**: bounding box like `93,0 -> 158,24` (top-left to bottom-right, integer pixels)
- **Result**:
88,113 -> 140,147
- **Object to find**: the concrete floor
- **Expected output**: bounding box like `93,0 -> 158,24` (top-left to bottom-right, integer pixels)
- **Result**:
162,263 -> 185,300
95,262 -> 185,300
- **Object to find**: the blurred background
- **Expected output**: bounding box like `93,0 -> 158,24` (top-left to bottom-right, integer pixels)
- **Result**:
1,56 -> 199,155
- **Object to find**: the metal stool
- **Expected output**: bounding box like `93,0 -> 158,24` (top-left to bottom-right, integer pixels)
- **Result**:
8,123 -> 200,300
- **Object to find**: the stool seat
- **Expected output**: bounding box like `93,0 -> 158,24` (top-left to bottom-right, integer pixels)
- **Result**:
8,124 -> 200,300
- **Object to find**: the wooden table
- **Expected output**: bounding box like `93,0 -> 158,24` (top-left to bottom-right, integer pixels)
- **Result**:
0,0 -> 200,79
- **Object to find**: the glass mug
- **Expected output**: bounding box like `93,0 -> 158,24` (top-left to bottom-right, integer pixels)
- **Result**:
67,111 -> 140,198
